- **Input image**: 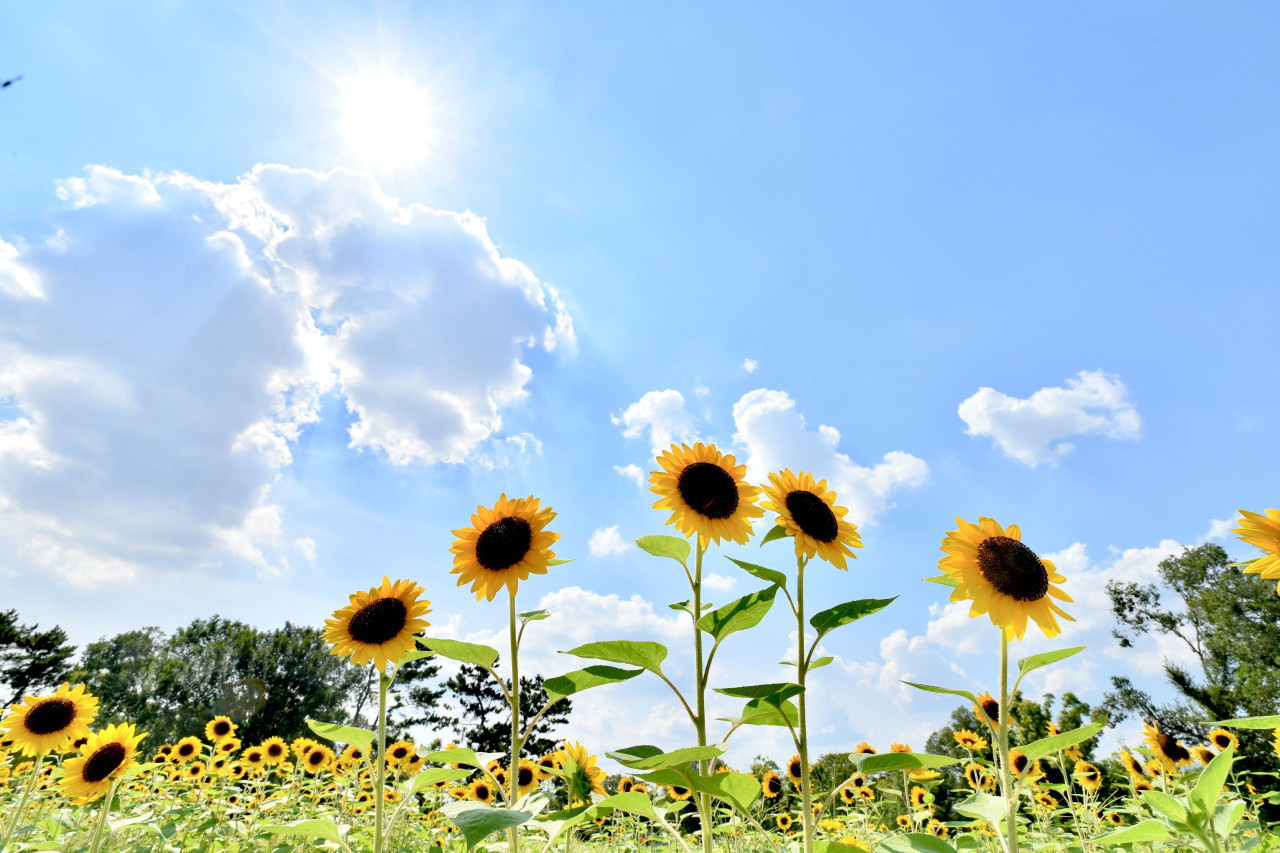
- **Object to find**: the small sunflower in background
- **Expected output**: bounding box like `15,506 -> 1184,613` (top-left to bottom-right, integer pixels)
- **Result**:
853,742 -> 876,754
1234,509 -> 1280,592
909,786 -> 930,810
895,815 -> 911,829
776,814 -> 794,833
762,770 -> 783,798
173,736 -> 203,763
1072,760 -> 1102,792
516,758 -> 541,796
242,746 -> 267,771
889,743 -> 912,754
260,736 -> 288,766
469,778 -> 496,803
204,716 -> 236,743
786,754 -> 803,787
450,494 -> 560,601
59,722 -> 146,804
1104,812 -> 1124,827
760,469 -> 863,569
666,784 -> 692,801
325,576 -> 432,672
964,762 -> 985,789
1208,727 -> 1239,752
953,729 -> 988,751
1193,745 -> 1216,766
939,516 -> 1074,641
1144,723 -> 1193,774
301,744 -> 334,774
649,442 -> 762,545
839,784 -> 857,805
2,682 -> 99,756
1120,750 -> 1146,778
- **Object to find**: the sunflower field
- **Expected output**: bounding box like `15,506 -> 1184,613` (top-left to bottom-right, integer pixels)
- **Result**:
3,446 -> 1279,853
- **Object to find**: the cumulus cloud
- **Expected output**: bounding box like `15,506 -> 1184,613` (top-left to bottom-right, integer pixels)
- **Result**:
957,370 -> 1141,467
743,358 -> 757,374
612,389 -> 700,455
702,573 -> 738,593
731,388 -> 929,526
0,164 -> 571,585
588,525 -> 632,557
613,463 -> 644,486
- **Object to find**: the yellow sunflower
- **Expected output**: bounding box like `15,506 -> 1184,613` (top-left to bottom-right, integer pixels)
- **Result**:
325,576 -> 432,672
516,758 -> 541,796
1120,750 -> 1146,778
260,737 -> 288,766
953,729 -> 988,751
554,740 -> 607,800
909,786 -> 930,810
760,469 -> 863,569
1143,723 -> 1192,774
301,744 -> 334,774
786,754 -> 803,787
450,494 -> 560,601
1,682 -> 99,756
964,762 -> 985,790
58,722 -> 146,804
1207,727 -> 1238,752
762,770 -> 783,798
776,814 -> 794,832
469,778 -> 496,803
649,443 -> 763,545
173,736 -> 203,763
1193,745 -> 1216,766
839,784 -> 857,805
667,784 -> 692,801
1234,509 -> 1280,592
1072,761 -> 1102,792
853,742 -> 876,754
204,716 -> 237,743
938,516 -> 1074,641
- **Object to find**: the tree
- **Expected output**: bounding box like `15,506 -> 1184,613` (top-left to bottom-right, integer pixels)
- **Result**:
1103,543 -> 1280,774
387,652 -> 445,739
0,610 -> 77,706
431,657 -> 571,757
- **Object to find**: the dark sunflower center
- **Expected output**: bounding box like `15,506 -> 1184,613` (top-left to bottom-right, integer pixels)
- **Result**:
767,777 -> 782,794
518,766 -> 535,786
1011,753 -> 1029,775
25,697 -> 76,735
672,786 -> 688,796
1159,733 -> 1191,762
308,751 -> 325,766
976,536 -> 1049,602
475,517 -> 534,571
676,462 -> 739,519
981,698 -> 1001,722
178,743 -> 196,757
348,597 -> 409,645
82,742 -> 127,784
476,783 -> 490,798
788,760 -> 801,776
1212,734 -> 1231,749
267,744 -> 284,758
212,720 -> 232,737
393,746 -> 409,759
784,490 -> 839,543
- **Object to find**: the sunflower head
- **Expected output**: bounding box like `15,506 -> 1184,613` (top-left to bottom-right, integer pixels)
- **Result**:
776,814 -> 793,832
204,716 -> 237,743
1233,509 -> 1280,592
1120,750 -> 1146,778
58,722 -> 146,804
261,737 -> 288,765
667,784 -> 692,801
889,743 -> 912,754
555,741 -> 607,803
786,754 -> 803,786
953,729 -> 988,751
1,682 -> 99,756
1207,727 -> 1238,752
939,516 -> 1075,641
762,770 -> 782,798
1143,723 -> 1192,774
517,758 -> 540,795
451,494 -> 560,601
760,469 -> 863,569
1072,760 -> 1101,791
853,742 -> 876,754
649,443 -> 763,546
325,576 -> 432,672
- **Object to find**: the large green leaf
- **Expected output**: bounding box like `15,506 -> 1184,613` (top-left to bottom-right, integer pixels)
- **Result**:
423,747 -> 507,772
922,574 -> 959,589
687,770 -> 760,813
409,768 -> 473,796
952,792 -> 1006,826
857,752 -> 960,775
1093,819 -> 1173,844
875,833 -> 960,853
260,819 -> 348,845
441,802 -> 534,851
1142,790 -> 1188,824
562,640 -> 668,674
810,597 -> 896,639
607,744 -> 724,771
1190,746 -> 1233,817
1016,721 -> 1105,763
902,682 -> 979,705
1213,800 -> 1247,838
636,535 -> 691,567
1015,646 -> 1085,676
696,586 -> 778,641
306,719 -> 375,752
721,697 -> 800,728
715,682 -> 804,709
544,665 -> 644,704
418,637 -> 499,670
590,791 -> 662,821
1205,714 -> 1280,729
725,557 -> 788,588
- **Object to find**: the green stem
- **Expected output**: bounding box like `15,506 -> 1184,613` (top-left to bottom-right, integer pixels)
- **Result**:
0,751 -> 43,853
796,555 -> 814,853
509,589 -> 522,853
375,672 -> 389,853
997,633 -> 1017,853
86,776 -> 121,853
693,534 -> 712,853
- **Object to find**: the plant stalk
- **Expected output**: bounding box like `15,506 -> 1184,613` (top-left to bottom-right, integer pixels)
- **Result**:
796,555 -> 815,853
86,776 -> 121,853
997,633 -> 1018,853
0,751 -> 44,853
375,671 -> 389,853
509,589 -> 522,853
693,534 -> 712,853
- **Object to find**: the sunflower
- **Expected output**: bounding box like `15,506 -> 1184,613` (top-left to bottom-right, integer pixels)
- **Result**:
217,737 -> 240,755
58,722 -> 146,804
555,741 -> 607,799
205,716 -> 237,743
469,778 -> 496,803
1104,812 -> 1124,827
776,814 -> 794,832
452,494 -> 561,601
536,754 -> 559,777
184,762 -> 205,780
938,516 -> 1074,641
649,443 -> 763,545
1,683 -> 99,756
1234,509 -> 1280,592
448,785 -> 468,800
325,576 -> 432,672
173,736 -> 203,763
1034,791 -> 1058,810
1008,750 -> 1030,780
953,729 -> 988,751
964,762 -> 985,790
667,784 -> 692,801
259,736 -> 288,766
1120,750 -> 1146,778
896,815 -> 911,829
301,744 -> 334,774
1072,761 -> 1101,792
292,736 -> 319,760
1208,727 -> 1238,752
839,784 -> 856,805
785,754 -> 803,787
854,785 -> 875,801
971,692 -> 1001,728
890,743 -> 912,754
760,470 -> 863,569
1144,723 -> 1192,774
1193,745 -> 1216,766
242,745 -> 267,770
909,786 -> 930,810
762,770 -> 783,798
515,758 -> 540,796
928,821 -> 949,839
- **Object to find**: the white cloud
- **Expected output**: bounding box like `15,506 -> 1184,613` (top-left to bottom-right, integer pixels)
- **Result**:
613,463 -> 644,486
693,383 -> 710,397
588,525 -> 632,557
0,164 -> 572,585
743,358 -> 757,374
612,389 -> 700,455
702,573 -> 738,593
957,369 -> 1141,467
1200,517 -> 1235,543
731,388 -> 929,526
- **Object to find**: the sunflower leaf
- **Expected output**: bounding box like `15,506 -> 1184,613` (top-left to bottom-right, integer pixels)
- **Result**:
306,719 -> 375,752
608,744 -> 724,770
714,682 -> 804,709
874,832 -> 961,853
409,768 -> 474,796
809,655 -> 835,670
518,609 -> 551,623
586,791 -> 662,821
396,649 -> 434,667
1015,646 -> 1086,676
686,770 -> 761,813
1190,746 -> 1233,817
423,747 -> 507,772
561,640 -> 668,675
901,682 -> 979,704
260,819 -> 349,844
544,665 -> 645,704
922,574 -> 960,589
418,638 -> 500,671
760,525 -> 790,547
1213,800 -> 1247,838
952,792 -> 1007,827
1015,721 -> 1105,763
1141,790 -> 1188,824
696,585 -> 778,641
856,752 -> 960,774
810,597 -> 897,640
725,557 -> 788,588
635,535 -> 691,568
1093,819 -> 1173,844
547,558 -> 574,566
1204,714 -> 1280,729
441,801 -> 534,851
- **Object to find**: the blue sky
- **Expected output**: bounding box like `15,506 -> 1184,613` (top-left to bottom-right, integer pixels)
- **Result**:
2,1 -> 1278,767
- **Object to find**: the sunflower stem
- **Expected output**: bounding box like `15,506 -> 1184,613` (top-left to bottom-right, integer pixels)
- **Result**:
997,633 -> 1018,853
86,775 -> 121,853
509,589 -> 522,853
0,751 -> 43,853
795,554 -> 815,853
692,533 -> 712,853
374,671 -> 389,853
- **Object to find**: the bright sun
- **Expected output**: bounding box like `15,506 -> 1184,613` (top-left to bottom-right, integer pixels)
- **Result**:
337,71 -> 434,168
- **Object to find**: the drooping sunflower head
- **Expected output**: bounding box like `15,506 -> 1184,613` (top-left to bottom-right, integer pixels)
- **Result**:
1,682 -> 99,757
451,494 -> 560,601
1233,509 -> 1280,592
972,691 -> 1001,728
953,729 -> 988,752
1120,750 -> 1146,778
649,443 -> 763,546
762,770 -> 783,798
205,716 -> 237,743
889,743 -> 912,754
1207,728 -> 1238,752
58,722 -> 146,804
1143,723 -> 1192,774
555,740 -> 607,802
938,516 -> 1075,641
760,469 -> 863,569
325,576 -> 432,672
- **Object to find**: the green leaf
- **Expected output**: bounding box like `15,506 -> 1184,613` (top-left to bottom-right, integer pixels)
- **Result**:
760,525 -> 790,546
260,819 -> 348,844
715,682 -> 804,709
809,656 -> 834,670
725,556 -> 788,588
1093,819 -> 1173,844
952,792 -> 1006,826
696,586 -> 778,641
810,597 -> 896,639
1190,746 -> 1233,817
409,768 -> 473,796
1015,646 -> 1086,676
902,682 -> 979,705
607,744 -> 725,771
306,719 -> 375,752
1016,721 -> 1105,763
686,770 -> 760,813
562,640 -> 668,674
418,638 -> 500,670
518,609 -> 551,623
636,535 -> 691,567
589,791 -> 662,821
922,574 -> 959,589
1213,800 -> 1247,838
441,802 -> 534,851
875,833 -> 960,853
1205,714 -> 1280,729
423,747 -> 507,771
857,752 -> 960,775
547,558 -> 574,566
1142,790 -> 1189,824
720,697 -> 800,728
396,649 -> 435,666
543,665 -> 644,704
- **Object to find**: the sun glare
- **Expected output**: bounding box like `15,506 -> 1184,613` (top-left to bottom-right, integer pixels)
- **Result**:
337,71 -> 434,169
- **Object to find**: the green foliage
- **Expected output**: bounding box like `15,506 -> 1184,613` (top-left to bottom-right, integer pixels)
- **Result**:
428,659 -> 571,757
0,609 -> 76,706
